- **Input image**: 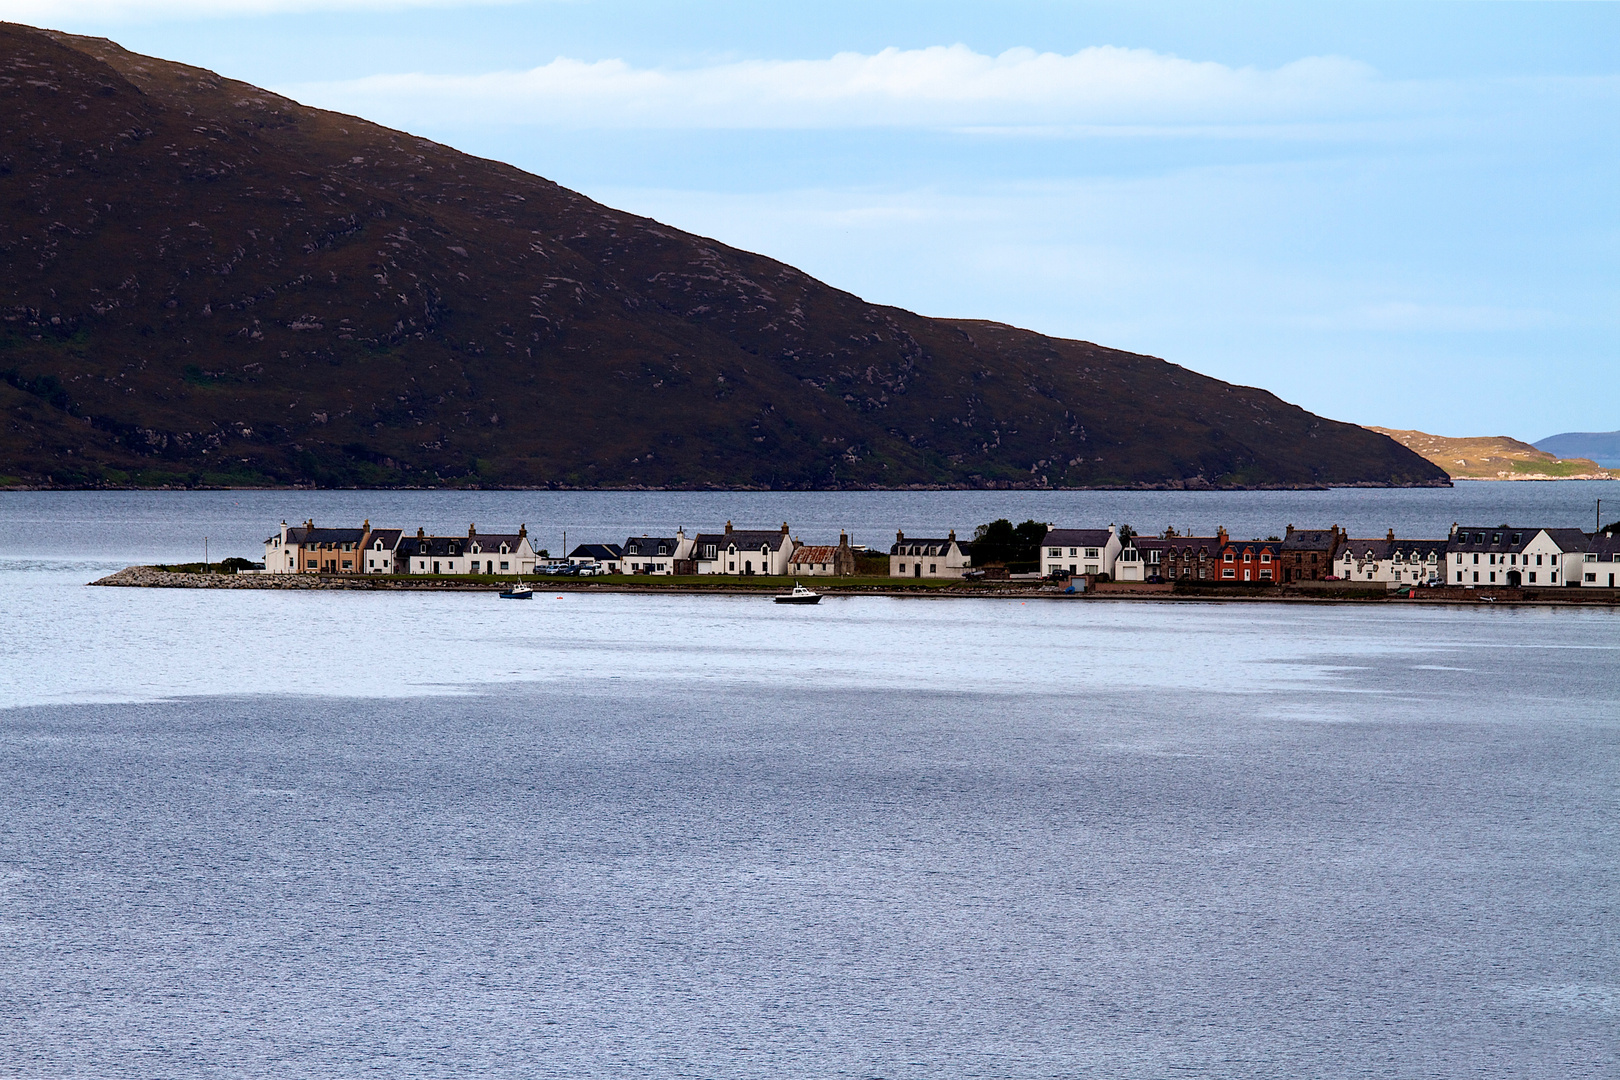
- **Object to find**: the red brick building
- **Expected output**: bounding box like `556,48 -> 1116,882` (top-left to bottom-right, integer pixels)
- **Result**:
1217,538 -> 1283,583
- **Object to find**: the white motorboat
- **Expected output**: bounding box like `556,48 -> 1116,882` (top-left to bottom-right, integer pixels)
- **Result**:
773,582 -> 822,605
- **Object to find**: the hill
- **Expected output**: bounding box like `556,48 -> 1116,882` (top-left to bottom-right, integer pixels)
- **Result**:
1370,428 -> 1618,481
0,24 -> 1447,490
1533,431 -> 1620,469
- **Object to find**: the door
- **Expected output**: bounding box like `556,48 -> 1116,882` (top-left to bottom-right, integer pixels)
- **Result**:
1507,570 -> 1521,587
914,564 -> 921,577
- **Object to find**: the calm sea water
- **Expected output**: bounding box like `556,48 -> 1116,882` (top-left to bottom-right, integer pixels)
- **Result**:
1,488 -> 1617,1077
0,480 -> 1615,562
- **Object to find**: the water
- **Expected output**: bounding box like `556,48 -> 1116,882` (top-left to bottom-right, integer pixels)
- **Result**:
1,489 -> 1618,1076
1,481 -> 1615,562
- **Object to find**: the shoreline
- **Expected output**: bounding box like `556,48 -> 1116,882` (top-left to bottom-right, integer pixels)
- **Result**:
87,566 -> 1620,607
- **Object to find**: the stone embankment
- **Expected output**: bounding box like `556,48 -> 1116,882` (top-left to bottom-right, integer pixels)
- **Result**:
89,567 -> 488,590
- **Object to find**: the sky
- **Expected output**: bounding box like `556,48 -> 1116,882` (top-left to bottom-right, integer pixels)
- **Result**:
7,1 -> 1617,442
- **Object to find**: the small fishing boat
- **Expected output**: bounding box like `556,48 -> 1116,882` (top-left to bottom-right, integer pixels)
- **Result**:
773,582 -> 821,605
499,579 -> 533,599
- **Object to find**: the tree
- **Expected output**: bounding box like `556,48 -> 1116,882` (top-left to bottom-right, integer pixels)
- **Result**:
971,519 -> 1048,568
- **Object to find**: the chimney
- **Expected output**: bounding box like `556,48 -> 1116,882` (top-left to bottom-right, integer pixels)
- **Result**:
1387,528 -> 1395,542
417,527 -> 425,539
840,530 -> 849,548
519,524 -> 527,538
1286,524 -> 1295,537
947,529 -> 955,542
896,529 -> 904,543
468,523 -> 476,537
781,522 -> 789,535
362,519 -> 370,533
1217,526 -> 1229,546
725,520 -> 733,534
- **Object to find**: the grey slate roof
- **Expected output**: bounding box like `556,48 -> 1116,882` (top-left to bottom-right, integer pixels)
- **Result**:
1448,526 -> 1588,554
284,526 -> 365,545
623,537 -> 680,558
890,538 -> 962,556
1544,528 -> 1593,553
693,530 -> 789,555
1280,529 -> 1340,552
569,543 -> 623,561
1582,530 -> 1620,559
364,529 -> 404,550
1160,537 -> 1224,555
1042,529 -> 1112,548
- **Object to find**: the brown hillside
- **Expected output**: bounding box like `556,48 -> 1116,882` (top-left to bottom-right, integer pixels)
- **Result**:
1370,428 -> 1617,481
0,24 -> 1448,490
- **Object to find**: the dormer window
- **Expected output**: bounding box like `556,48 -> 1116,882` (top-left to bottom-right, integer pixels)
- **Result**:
1512,533 -> 1521,544
1492,533 -> 1501,544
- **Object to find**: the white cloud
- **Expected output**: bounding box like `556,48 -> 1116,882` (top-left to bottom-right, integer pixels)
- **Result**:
282,45 -> 1399,131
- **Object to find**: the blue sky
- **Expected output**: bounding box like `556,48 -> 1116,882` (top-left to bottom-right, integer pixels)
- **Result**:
11,1 -> 1618,441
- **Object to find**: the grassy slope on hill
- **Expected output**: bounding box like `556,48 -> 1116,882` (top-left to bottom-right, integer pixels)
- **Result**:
0,23 -> 1447,490
1370,428 -> 1618,480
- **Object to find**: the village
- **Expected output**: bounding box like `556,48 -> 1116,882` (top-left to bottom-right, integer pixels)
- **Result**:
257,518 -> 1620,592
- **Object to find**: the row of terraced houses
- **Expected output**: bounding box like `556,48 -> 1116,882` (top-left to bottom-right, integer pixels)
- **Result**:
263,518 -> 1620,589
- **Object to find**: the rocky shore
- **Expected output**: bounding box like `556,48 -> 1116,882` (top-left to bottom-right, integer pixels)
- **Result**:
87,567 -> 1620,605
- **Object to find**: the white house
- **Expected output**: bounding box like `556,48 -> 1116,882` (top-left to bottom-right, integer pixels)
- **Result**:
359,527 -> 404,574
1334,534 -> 1448,585
1445,524 -> 1585,587
691,523 -> 795,575
568,544 -> 624,574
1114,535 -> 1170,581
402,524 -> 538,576
1580,530 -> 1620,588
621,531 -> 692,575
889,530 -> 973,578
1040,526 -> 1121,579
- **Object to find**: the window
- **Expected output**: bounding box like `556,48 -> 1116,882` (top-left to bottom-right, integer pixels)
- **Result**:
1260,553 -> 1271,563
1529,573 -> 1537,583
1222,568 -> 1235,578
1260,569 -> 1272,580
1050,547 -> 1062,557
1585,553 -> 1597,562
929,564 -> 937,573
1492,533 -> 1501,544
898,563 -> 907,573
1225,552 -> 1235,562
1585,573 -> 1596,583
1512,533 -> 1521,544
1085,548 -> 1098,558
500,561 -> 509,571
